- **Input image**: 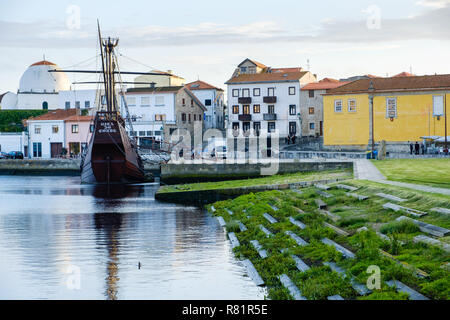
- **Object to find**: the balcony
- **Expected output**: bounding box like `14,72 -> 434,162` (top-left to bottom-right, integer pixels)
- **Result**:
263,113 -> 277,121
238,97 -> 252,104
263,96 -> 277,103
238,114 -> 252,121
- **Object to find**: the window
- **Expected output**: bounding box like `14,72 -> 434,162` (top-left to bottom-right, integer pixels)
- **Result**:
33,142 -> 42,158
199,114 -> 202,121
190,99 -> 194,107
253,122 -> 261,135
309,107 -> 314,114
141,97 -> 150,107
90,125 -> 95,133
42,101 -> 48,110
289,87 -> 296,95
69,142 -> 80,155
268,122 -> 276,133
253,88 -> 260,96
155,114 -> 166,121
309,123 -> 315,130
433,95 -> 444,116
240,67 -> 247,73
127,97 -> 136,106
75,101 -> 80,109
334,100 -> 343,112
232,89 -> 239,97
386,97 -> 397,118
194,114 -> 197,121
146,131 -> 153,136
289,105 -> 296,115
65,101 -> 70,109
248,66 -> 256,74
243,105 -> 250,115
85,101 -> 90,108
139,131 -> 145,136
289,122 -> 297,135
182,113 -> 186,122
72,124 -> 79,133
155,131 -> 161,136
182,98 -> 186,106
232,105 -> 239,114
242,89 -> 250,97
348,99 -> 357,112
52,126 -> 59,134
268,88 -> 275,97
268,105 -> 275,114
232,122 -> 239,131
188,114 -> 191,122
205,99 -> 212,106
309,90 -> 315,98
155,96 -> 164,106
253,104 -> 260,113
243,122 -> 250,132
35,126 -> 41,134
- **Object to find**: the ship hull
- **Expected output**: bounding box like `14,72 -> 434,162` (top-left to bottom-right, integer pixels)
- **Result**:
81,113 -> 145,184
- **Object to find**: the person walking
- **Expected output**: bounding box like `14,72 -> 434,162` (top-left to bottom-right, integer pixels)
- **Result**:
409,141 -> 413,155
421,143 -> 425,155
415,142 -> 420,155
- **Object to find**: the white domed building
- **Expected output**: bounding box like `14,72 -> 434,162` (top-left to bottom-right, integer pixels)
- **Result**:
0,60 -> 71,110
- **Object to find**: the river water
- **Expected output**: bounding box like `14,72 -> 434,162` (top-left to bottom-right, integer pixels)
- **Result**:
0,176 -> 265,300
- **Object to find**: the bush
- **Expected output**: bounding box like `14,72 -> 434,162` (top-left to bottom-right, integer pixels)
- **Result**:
0,110 -> 47,132
380,220 -> 420,235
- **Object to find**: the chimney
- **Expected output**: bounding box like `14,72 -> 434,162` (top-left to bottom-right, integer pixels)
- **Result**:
167,70 -> 173,75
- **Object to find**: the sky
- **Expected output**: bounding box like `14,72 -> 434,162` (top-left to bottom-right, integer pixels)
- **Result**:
1,0 -> 450,94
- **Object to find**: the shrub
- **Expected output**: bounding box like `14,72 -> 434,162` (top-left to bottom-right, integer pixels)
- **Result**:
380,220 -> 420,235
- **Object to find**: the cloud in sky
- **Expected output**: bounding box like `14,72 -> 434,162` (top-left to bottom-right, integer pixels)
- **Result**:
0,2 -> 449,48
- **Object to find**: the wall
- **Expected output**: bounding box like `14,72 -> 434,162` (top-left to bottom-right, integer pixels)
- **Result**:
134,74 -> 185,88
160,161 -> 353,184
65,120 -> 93,154
58,89 -> 100,110
17,93 -> 59,110
191,89 -> 224,129
300,89 -> 325,137
28,120 -> 65,158
0,132 -> 27,153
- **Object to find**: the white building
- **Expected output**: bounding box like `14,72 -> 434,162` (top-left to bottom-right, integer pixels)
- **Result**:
58,89 -> 102,110
120,86 -> 180,146
185,80 -> 224,130
0,132 -> 28,154
225,59 -> 316,138
1,60 -> 71,110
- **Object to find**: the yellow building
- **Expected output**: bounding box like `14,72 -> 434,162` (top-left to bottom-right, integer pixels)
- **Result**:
323,75 -> 450,151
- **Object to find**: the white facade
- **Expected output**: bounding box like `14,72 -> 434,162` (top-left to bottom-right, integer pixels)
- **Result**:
58,89 -> 100,110
190,89 -> 224,130
120,90 -> 177,145
27,120 -> 65,158
227,82 -> 303,137
0,132 -> 28,153
0,92 -> 18,110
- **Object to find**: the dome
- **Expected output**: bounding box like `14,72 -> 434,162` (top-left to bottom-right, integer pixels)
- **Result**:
19,60 -> 71,93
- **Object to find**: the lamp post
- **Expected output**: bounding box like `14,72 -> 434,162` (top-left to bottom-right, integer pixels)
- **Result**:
369,81 -> 375,157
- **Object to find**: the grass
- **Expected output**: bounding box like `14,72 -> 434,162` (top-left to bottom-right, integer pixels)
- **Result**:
207,180 -> 450,300
372,159 -> 450,189
157,170 -> 352,193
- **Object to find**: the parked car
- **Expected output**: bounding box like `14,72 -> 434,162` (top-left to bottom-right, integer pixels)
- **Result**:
0,152 -> 9,159
8,151 -> 24,159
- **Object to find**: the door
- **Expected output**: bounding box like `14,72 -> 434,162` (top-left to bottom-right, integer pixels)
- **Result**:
320,121 -> 323,136
50,143 -> 62,158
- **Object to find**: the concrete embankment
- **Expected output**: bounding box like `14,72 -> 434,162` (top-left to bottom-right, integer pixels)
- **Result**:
160,161 -> 353,184
0,159 -> 161,176
155,176 -> 350,205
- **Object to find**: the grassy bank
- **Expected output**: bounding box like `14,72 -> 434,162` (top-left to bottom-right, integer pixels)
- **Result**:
372,159 -> 450,189
208,181 -> 450,300
157,170 -> 352,194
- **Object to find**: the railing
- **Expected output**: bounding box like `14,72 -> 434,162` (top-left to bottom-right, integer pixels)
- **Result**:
263,96 -> 277,103
238,97 -> 252,104
263,113 -> 277,121
238,114 -> 252,121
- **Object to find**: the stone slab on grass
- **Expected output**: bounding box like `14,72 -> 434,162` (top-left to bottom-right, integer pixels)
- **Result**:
385,280 -> 429,300
217,216 -> 226,227
291,255 -> 310,272
324,262 -> 370,296
413,235 -> 450,253
289,217 -> 306,230
225,209 -> 233,215
321,238 -> 355,259
431,207 -> 450,215
259,225 -> 274,237
211,206 -> 216,212
376,193 -> 406,202
323,222 -> 350,237
327,295 -> 344,300
315,184 -> 331,190
278,274 -> 307,300
285,231 -> 309,246
317,190 -> 333,198
336,184 -> 358,192
242,259 -> 264,286
228,232 -> 240,249
319,210 -> 341,222
383,203 -> 427,218
263,213 -> 278,224
250,240 -> 268,259
269,204 -> 279,211
396,216 -> 450,237
238,221 -> 248,232
315,199 -> 328,210
294,207 -> 305,214
346,193 -> 369,201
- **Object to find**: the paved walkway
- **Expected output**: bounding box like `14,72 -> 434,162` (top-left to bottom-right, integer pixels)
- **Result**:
353,159 -> 450,196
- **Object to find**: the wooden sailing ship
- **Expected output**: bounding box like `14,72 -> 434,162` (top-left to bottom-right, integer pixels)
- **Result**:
80,25 -> 145,184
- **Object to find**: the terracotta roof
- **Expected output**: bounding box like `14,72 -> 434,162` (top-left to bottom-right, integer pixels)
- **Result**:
185,80 -> 223,91
326,74 -> 450,95
126,86 -> 183,94
272,67 -> 303,73
226,71 -> 309,84
64,115 -> 94,122
27,109 -> 77,121
182,87 -> 207,112
0,92 -> 6,103
237,58 -> 267,69
30,60 -> 57,67
393,72 -> 415,77
301,78 -> 349,91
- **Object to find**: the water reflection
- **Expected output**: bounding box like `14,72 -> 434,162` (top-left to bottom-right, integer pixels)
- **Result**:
0,176 -> 265,300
